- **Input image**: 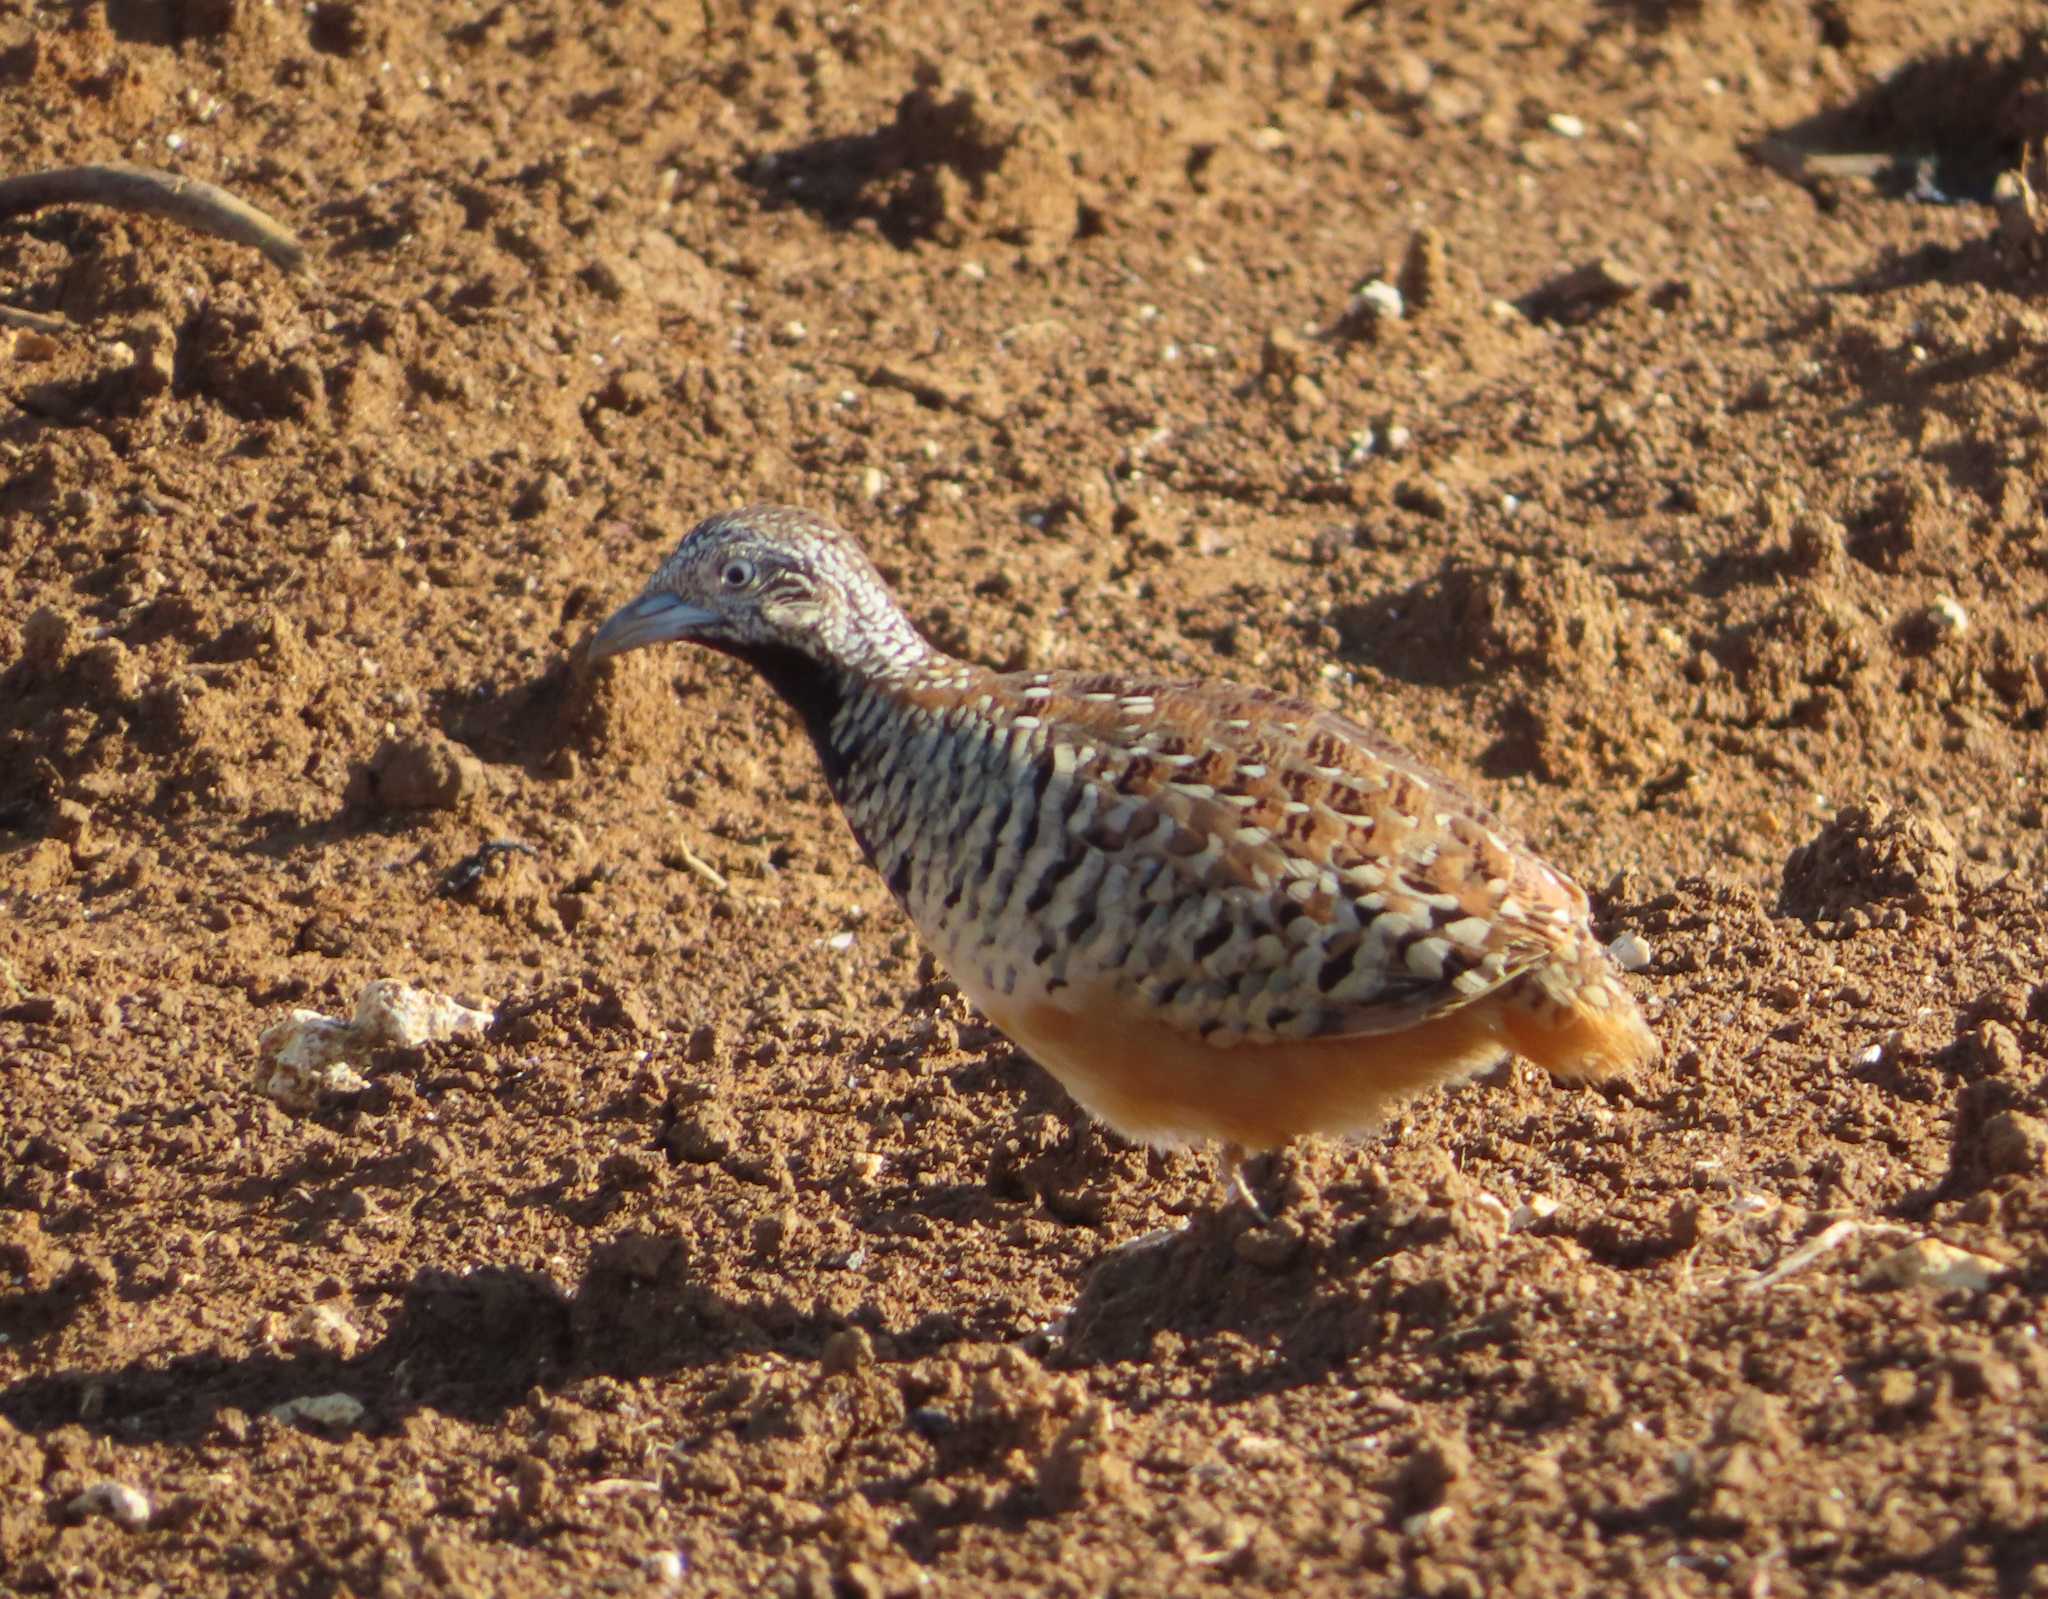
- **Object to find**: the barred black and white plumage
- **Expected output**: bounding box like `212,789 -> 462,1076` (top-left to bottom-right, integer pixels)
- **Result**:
590,506 -> 1657,1155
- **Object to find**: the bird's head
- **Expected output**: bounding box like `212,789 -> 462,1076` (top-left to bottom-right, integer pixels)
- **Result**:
588,505 -> 928,676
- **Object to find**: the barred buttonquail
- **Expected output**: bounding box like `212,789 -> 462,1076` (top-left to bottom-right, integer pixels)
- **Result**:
590,506 -> 1656,1177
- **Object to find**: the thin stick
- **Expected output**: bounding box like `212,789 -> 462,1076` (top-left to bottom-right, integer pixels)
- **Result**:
0,304 -> 68,334
0,161 -> 309,277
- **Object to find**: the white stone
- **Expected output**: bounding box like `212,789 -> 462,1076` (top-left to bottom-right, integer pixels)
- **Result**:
1927,595 -> 1968,635
1607,932 -> 1653,972
1509,1194 -> 1559,1231
1353,279 -> 1404,321
255,982 -> 493,1113
252,1014 -> 371,1113
353,980 -> 494,1048
1861,1238 -> 2005,1293
68,1481 -> 151,1530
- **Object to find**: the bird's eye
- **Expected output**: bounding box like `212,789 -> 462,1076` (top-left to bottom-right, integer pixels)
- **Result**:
720,559 -> 755,590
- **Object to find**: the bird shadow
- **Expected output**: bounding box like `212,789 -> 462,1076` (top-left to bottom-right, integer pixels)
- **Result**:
0,1236 -> 1003,1447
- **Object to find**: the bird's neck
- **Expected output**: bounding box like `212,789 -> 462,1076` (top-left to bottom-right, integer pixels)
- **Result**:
732,638 -> 959,792
731,642 -> 860,784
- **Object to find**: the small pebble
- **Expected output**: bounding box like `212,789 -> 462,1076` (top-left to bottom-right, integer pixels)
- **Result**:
1861,1239 -> 2005,1294
269,1392 -> 367,1429
1926,595 -> 1968,635
1354,279 -> 1404,321
1509,1194 -> 1560,1231
1547,112 -> 1587,139
68,1481 -> 151,1531
288,1302 -> 362,1359
1608,932 -> 1653,971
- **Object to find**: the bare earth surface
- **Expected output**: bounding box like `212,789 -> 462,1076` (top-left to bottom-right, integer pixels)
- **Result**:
5,2 -> 2048,1594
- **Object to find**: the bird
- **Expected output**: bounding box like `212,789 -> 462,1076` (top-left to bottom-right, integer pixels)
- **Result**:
587,505 -> 1657,1197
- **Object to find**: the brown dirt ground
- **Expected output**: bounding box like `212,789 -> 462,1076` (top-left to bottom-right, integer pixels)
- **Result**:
5,1 -> 2048,1594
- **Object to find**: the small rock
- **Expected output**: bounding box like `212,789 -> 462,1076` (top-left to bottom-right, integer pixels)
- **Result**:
1861,1238 -> 2005,1293
1995,163 -> 2044,243
345,733 -> 485,813
1356,278 -> 1404,319
254,981 -> 494,1113
1780,799 -> 1959,924
1509,1194 -> 1559,1231
48,798 -> 93,854
1395,1433 -> 1473,1515
821,1327 -> 876,1376
514,1457 -> 556,1516
1607,932 -> 1653,971
1547,112 -> 1587,139
1785,514 -> 1846,575
1233,1218 -> 1304,1271
1259,325 -> 1307,383
1714,1390 -> 1789,1451
353,980 -> 493,1048
67,1480 -> 151,1531
1361,49 -> 1433,107
751,1207 -> 801,1258
268,1392 -> 366,1429
1334,276 -> 1404,343
1399,225 -> 1449,312
665,1104 -> 738,1164
1925,595 -> 1968,637
1966,1021 -> 2025,1077
1981,1110 -> 2048,1177
597,369 -> 661,414
251,1015 -> 370,1113
1518,257 -> 1642,325
125,317 -> 177,396
1037,1400 -> 1133,1511
287,1302 -> 362,1359
586,982 -> 655,1035
8,838 -> 73,894
21,606 -> 70,670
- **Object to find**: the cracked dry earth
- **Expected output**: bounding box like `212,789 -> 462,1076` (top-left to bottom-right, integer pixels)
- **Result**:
6,2 -> 2048,1595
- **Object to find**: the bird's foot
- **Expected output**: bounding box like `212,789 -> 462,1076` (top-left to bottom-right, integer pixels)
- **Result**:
1217,1141 -> 1269,1221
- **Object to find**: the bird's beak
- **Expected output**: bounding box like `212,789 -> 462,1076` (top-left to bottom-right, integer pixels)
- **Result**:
587,590 -> 718,662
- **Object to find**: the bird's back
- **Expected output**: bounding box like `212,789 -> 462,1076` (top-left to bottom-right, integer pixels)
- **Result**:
818,662 -> 1654,1148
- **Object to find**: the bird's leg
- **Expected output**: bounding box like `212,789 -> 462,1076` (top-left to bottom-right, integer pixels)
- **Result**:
1218,1141 -> 1268,1220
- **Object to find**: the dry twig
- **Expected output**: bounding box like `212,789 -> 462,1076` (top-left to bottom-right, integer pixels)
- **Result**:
0,161 -> 308,277
0,303 -> 69,334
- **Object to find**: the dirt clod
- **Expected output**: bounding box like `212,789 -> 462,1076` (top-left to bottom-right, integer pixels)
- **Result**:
1780,799 -> 1960,924
345,733 -> 486,812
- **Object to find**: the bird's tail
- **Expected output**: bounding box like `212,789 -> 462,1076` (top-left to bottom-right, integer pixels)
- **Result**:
1498,945 -> 1659,1084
